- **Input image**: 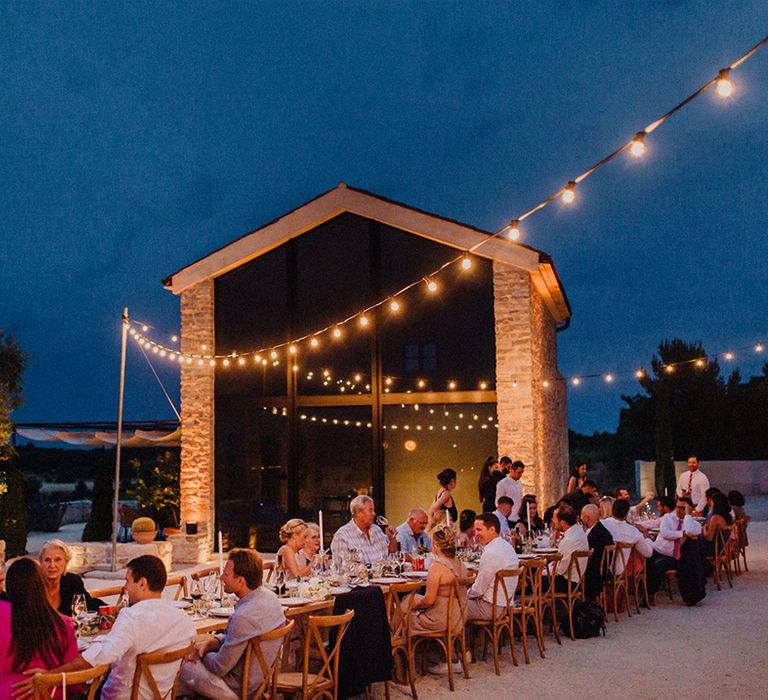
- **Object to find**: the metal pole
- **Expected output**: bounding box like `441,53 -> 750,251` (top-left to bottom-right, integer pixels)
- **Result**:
111,308 -> 129,571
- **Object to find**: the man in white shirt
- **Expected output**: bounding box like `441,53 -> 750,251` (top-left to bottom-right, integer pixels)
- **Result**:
676,455 -> 710,514
466,513 -> 519,620
395,508 -> 432,556
491,496 -> 515,538
615,487 -> 655,524
179,548 -> 287,698
602,499 -> 654,575
648,497 -> 703,594
331,495 -> 397,565
495,460 -> 525,522
547,505 -> 589,592
13,555 -> 195,700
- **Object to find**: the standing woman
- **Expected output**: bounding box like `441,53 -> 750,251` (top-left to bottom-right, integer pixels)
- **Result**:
477,457 -> 504,513
566,463 -> 588,494
0,558 -> 81,698
429,468 -> 458,526
277,519 -> 315,580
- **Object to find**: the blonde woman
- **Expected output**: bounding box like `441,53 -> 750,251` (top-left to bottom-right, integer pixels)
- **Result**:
599,496 -> 615,520
39,539 -> 104,615
277,519 -> 314,580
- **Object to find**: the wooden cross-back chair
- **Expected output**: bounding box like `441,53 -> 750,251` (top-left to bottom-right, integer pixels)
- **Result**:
539,553 -> 563,645
33,663 -> 111,700
600,543 -> 632,622
551,549 -> 592,641
733,517 -> 750,574
514,559 -> 547,663
276,609 -> 354,700
383,580 -> 422,699
626,550 -> 652,612
131,641 -> 195,700
410,578 -> 469,692
241,620 -> 295,700
707,524 -> 734,591
90,574 -> 188,602
467,567 -> 522,675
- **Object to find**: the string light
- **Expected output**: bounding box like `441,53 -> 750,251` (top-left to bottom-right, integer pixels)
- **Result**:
695,358 -> 705,367
359,315 -> 369,327
389,299 -> 400,312
461,254 -> 472,270
426,278 -> 438,293
572,377 -> 581,386
724,352 -> 734,360
479,381 -> 488,390
333,327 -> 342,338
635,369 -> 644,379
756,344 -> 764,353
171,335 -> 178,343
561,181 -> 576,205
717,68 -> 733,97
288,345 -> 297,355
270,350 -> 278,360
664,365 -> 674,373
310,337 -> 319,348
448,380 -> 457,390
604,373 -> 614,383
505,220 -> 521,241
630,132 -> 646,157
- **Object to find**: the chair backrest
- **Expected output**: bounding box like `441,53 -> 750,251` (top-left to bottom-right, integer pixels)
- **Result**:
614,543 -> 634,578
191,565 -> 221,581
89,583 -> 125,599
734,517 -> 749,549
385,580 -> 422,646
33,663 -> 111,700
263,560 -> 275,584
521,559 -> 545,610
566,549 -> 592,596
241,619 -> 295,700
131,642 -> 196,700
491,567 -> 524,621
713,524 -> 733,557
165,574 -> 188,600
599,544 -> 615,578
301,610 -> 355,697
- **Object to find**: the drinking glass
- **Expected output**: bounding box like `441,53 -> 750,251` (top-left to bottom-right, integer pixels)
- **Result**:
71,594 -> 87,636
190,578 -> 206,619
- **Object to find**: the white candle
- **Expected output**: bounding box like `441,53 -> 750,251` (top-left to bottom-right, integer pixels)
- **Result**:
664,487 -> 668,497
318,510 -> 324,552
446,509 -> 452,527
527,502 -> 531,531
218,530 -> 224,575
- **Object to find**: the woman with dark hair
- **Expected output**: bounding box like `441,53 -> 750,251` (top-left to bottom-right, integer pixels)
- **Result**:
0,558 -> 80,698
728,490 -> 747,520
566,463 -> 588,494
519,494 -> 545,534
702,492 -> 734,557
429,468 -> 458,525
456,509 -> 477,549
477,457 -> 503,513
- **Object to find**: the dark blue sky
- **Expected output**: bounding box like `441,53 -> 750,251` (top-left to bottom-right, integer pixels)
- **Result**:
2,2 -> 767,434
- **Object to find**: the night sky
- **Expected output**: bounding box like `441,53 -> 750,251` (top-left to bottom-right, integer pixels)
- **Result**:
2,3 -> 767,435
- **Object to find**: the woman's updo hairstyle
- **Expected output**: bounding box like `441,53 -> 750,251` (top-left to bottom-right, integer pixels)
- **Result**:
430,524 -> 457,558
279,518 -> 308,543
437,468 -> 457,487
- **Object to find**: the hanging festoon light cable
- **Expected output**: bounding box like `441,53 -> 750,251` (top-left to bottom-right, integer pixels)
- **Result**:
127,36 -> 767,366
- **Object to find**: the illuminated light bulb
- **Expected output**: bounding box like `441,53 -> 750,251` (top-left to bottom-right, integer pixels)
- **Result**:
512,380 -> 518,388
201,344 -> 207,351
664,365 -> 674,373
390,299 -> 400,312
384,387 -> 390,393
222,358 -> 230,367
159,350 -> 166,357
142,325 -> 148,332
333,327 -> 342,338
695,359 -> 705,368
716,68 -> 733,98
273,360 -> 280,366
635,369 -> 644,379
404,424 -> 410,430
293,364 -> 299,372
630,132 -> 646,158
152,346 -> 159,354
288,345 -> 297,355
448,381 -> 457,390
171,335 -> 178,343
310,337 -> 319,348
461,254 -> 472,270
385,377 -> 393,386
185,357 -> 192,364
426,278 -> 438,293
604,373 -> 614,383
365,383 -> 370,390
175,355 -> 183,364
756,344 -> 764,353
339,386 -> 345,393
270,350 -> 278,360
724,352 -> 734,360
209,359 -> 216,367
417,379 -> 426,389
262,359 -> 268,366
354,373 -> 362,382
197,359 -> 204,366
572,377 -> 580,386
429,425 -> 434,430
562,181 -> 576,204
506,220 -> 521,241
254,355 -> 261,363
238,357 -> 246,366
359,315 -> 369,327
479,381 -> 488,390
129,328 -> 136,336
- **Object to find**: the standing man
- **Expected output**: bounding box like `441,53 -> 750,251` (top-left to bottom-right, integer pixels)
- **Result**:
395,508 -> 432,556
466,513 -> 519,620
331,495 -> 397,565
495,460 -> 525,522
676,455 -> 710,514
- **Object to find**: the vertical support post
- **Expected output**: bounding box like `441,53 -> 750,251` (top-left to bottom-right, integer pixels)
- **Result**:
369,222 -> 385,511
111,308 -> 129,571
286,240 -> 299,516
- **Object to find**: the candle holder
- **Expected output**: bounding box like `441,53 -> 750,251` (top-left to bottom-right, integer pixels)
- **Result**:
186,522 -> 198,535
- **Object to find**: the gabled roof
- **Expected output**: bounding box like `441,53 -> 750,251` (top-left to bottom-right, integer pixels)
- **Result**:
163,184 -> 571,323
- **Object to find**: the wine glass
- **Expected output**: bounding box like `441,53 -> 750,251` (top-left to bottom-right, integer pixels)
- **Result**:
71,594 -> 87,636
190,578 -> 205,619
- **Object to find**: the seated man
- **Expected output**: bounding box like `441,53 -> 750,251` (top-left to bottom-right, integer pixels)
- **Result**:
569,480 -> 599,515
395,507 -> 432,556
545,505 -> 589,593
615,487 -> 655,524
179,548 -> 287,699
466,513 -> 519,620
13,555 -> 195,700
635,495 -> 675,534
581,504 -> 613,600
491,496 -> 515,538
331,495 -> 397,565
601,499 -> 654,575
648,497 -> 702,594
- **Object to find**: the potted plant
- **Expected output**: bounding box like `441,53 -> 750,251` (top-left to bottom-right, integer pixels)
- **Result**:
131,516 -> 157,544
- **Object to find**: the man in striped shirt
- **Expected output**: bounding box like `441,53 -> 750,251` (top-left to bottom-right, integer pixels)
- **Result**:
331,495 -> 398,565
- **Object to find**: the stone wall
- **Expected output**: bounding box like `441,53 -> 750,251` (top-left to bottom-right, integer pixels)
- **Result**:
68,541 -> 174,572
493,263 -> 568,507
179,279 -> 216,549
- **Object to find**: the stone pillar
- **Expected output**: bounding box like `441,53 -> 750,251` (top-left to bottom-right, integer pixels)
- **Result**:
179,279 -> 216,550
493,264 -> 568,507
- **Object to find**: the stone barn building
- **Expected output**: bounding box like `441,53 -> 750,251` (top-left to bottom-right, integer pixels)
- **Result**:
163,184 -> 571,550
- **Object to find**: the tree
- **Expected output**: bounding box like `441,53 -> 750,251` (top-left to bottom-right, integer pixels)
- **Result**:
128,451 -> 180,528
82,465 -> 114,542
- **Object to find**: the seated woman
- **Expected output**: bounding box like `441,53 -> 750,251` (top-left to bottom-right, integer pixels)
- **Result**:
39,539 -> 103,615
728,490 -> 748,545
300,522 -> 327,571
702,492 -> 734,557
277,518 -> 315,580
518,494 -> 545,534
456,509 -> 476,549
401,524 -> 467,637
0,558 -> 82,699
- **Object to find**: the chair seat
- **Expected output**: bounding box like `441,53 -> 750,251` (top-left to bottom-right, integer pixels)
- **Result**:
276,671 -> 333,692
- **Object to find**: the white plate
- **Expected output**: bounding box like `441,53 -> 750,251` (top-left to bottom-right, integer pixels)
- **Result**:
330,586 -> 351,595
279,597 -> 313,607
404,571 -> 429,579
533,548 -> 559,553
369,577 -> 407,585
173,600 -> 192,609
77,639 -> 92,652
208,607 -> 235,617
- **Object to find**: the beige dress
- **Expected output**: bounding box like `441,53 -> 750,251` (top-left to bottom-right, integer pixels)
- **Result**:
403,556 -> 467,635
